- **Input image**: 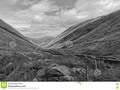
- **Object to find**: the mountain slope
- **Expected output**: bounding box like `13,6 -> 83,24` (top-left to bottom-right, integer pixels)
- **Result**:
29,36 -> 54,47
45,10 -> 120,59
0,19 -> 36,53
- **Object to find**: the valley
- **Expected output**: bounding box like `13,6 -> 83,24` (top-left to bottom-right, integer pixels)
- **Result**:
1,9 -> 120,81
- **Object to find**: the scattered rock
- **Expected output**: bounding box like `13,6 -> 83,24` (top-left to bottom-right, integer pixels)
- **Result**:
48,63 -> 59,69
48,69 -> 63,76
48,65 -> 71,76
28,61 -> 35,67
47,76 -> 59,81
28,57 -> 32,61
37,59 -> 43,62
37,59 -> 51,63
4,62 -> 15,75
62,75 -> 74,81
81,68 -> 86,74
71,68 -> 86,74
33,78 -> 38,81
27,61 -> 41,70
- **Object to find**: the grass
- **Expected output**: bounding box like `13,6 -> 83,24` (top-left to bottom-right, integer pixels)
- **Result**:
0,51 -> 120,81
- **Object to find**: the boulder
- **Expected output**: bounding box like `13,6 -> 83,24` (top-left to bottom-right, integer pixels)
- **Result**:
48,63 -> 59,69
48,65 -> 71,76
62,75 -> 74,81
71,68 -> 86,74
33,78 -> 38,81
4,62 -> 14,75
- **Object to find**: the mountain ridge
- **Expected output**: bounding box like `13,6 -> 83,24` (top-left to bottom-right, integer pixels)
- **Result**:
44,9 -> 120,60
0,19 -> 36,52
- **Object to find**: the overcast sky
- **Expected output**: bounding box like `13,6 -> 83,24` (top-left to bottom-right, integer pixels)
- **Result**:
0,0 -> 120,38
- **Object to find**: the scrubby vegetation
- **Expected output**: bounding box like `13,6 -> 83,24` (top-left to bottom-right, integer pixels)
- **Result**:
0,50 -> 120,81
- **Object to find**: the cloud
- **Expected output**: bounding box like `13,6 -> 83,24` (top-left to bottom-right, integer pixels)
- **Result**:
55,0 -> 120,28
30,0 -> 59,12
74,0 -> 120,17
13,0 -> 64,38
1,0 -> 120,38
58,8 -> 88,27
7,0 -> 37,6
16,0 -> 120,38
13,0 -> 60,27
8,0 -> 18,4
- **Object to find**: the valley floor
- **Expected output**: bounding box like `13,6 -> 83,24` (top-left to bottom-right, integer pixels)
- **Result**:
0,50 -> 120,81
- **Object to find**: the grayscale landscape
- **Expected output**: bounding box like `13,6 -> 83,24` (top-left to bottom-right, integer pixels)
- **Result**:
0,0 -> 120,81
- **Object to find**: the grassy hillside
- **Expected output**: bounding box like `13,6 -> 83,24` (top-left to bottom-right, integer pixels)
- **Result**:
45,10 -> 120,58
1,10 -> 120,81
0,19 -> 37,53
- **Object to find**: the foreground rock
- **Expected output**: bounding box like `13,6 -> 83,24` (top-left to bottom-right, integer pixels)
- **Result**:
48,64 -> 71,76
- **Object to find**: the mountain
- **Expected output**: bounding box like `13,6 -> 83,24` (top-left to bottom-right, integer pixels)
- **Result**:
29,36 -> 54,47
0,19 -> 36,53
1,10 -> 120,81
45,10 -> 120,59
